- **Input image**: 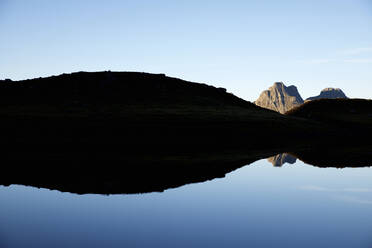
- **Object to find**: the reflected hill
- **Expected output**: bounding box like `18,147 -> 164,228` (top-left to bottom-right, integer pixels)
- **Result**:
0,149 -> 281,195
289,146 -> 372,168
1,146 -> 372,195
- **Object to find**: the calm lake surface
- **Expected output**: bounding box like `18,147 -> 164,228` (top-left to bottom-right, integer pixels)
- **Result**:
1,157 -> 372,248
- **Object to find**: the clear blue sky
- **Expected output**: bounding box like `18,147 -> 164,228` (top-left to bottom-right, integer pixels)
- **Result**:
1,0 -> 371,101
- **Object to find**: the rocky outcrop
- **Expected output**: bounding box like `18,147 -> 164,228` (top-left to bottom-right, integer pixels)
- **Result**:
254,82 -> 304,114
306,88 -> 347,101
267,153 -> 297,167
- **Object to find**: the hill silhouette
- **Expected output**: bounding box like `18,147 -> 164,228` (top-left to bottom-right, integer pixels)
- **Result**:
0,71 -> 323,153
0,71 -> 253,107
286,98 -> 372,130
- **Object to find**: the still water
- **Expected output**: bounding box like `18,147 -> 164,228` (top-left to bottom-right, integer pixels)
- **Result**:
1,157 -> 372,248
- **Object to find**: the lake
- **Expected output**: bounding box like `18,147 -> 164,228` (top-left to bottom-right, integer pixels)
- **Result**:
1,155 -> 372,248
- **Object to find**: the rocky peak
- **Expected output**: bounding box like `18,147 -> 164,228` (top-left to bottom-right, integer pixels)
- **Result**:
306,88 -> 347,101
254,82 -> 304,114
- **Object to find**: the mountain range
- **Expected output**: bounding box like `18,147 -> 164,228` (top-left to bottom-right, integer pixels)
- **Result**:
254,82 -> 347,113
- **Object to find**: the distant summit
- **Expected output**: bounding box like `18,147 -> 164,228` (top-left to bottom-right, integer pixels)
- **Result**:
254,82 -> 304,114
306,88 -> 348,101
255,83 -> 349,114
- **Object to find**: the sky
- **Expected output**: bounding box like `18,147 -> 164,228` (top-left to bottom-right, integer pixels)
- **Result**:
1,0 -> 371,101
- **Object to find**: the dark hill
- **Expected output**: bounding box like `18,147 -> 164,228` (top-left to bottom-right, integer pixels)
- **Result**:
286,98 -> 372,129
0,71 -> 252,107
0,71 -> 324,155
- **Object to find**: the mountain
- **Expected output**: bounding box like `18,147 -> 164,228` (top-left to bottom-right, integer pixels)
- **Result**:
254,82 -> 304,114
306,88 -> 347,101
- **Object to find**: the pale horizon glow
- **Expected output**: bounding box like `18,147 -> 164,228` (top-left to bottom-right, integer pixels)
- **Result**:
1,0 -> 371,101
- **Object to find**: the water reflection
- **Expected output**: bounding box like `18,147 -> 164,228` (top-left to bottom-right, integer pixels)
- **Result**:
289,146 -> 372,168
2,156 -> 372,248
267,153 -> 297,167
0,146 -> 371,195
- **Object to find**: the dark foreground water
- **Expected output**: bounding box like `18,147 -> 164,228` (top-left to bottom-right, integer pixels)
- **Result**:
1,158 -> 372,248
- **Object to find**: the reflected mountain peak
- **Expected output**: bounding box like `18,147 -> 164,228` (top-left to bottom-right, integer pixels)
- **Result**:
267,153 -> 297,167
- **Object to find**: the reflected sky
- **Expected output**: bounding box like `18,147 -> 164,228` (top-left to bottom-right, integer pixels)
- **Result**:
1,159 -> 372,248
